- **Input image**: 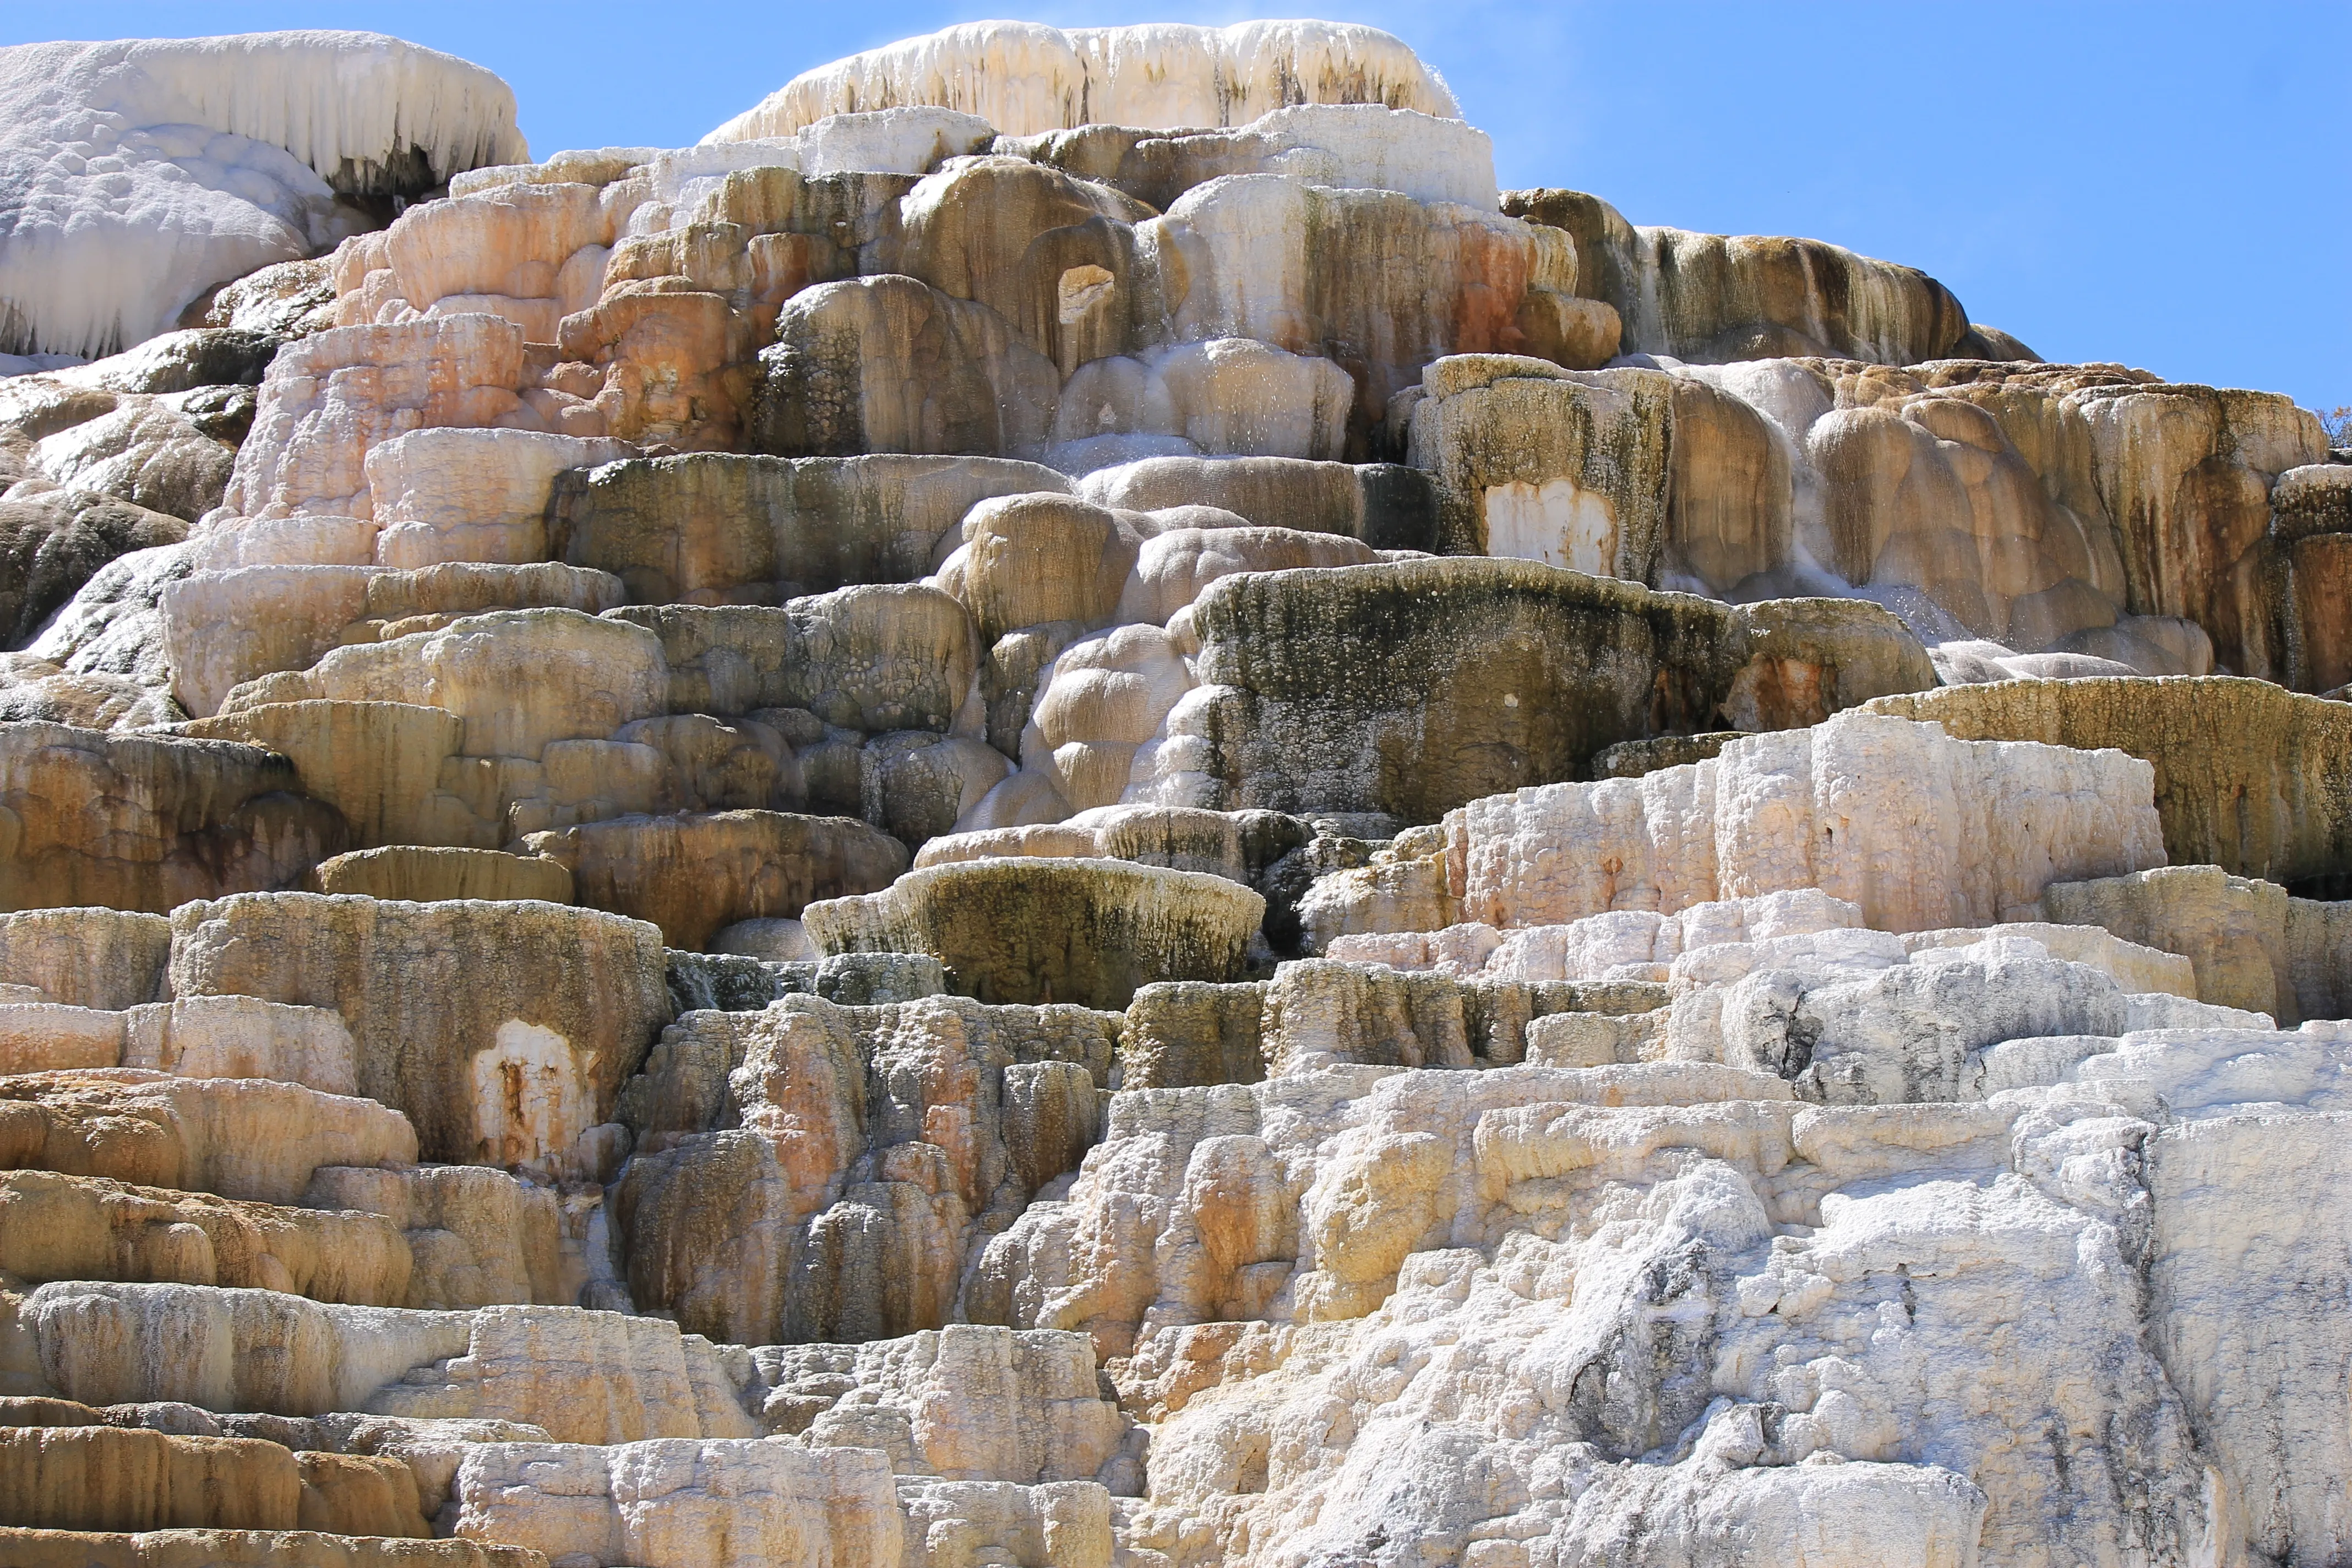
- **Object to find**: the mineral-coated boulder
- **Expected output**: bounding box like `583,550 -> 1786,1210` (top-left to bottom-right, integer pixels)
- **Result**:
228,608 -> 668,760
1301,709 -> 2164,941
918,804 -> 1308,890
19,545 -> 191,701
0,1006 -> 133,1076
551,453 -> 1067,605
858,732 -> 1014,848
2033,864 -> 2352,1025
362,430 -> 634,570
610,585 -> 978,733
1076,454 -> 1438,549
40,328 -> 281,400
158,565 -> 373,717
122,995 -> 361,1093
707,21 -> 1460,143
1325,889 -> 2202,1009
166,894 -> 671,1168
1004,101 -> 1499,214
0,724 -> 346,913
1157,558 -> 1934,821
0,1169 -> 411,1305
959,494 -> 1137,641
1116,525 -> 1382,627
18,393 -> 242,525
1403,354 -> 1673,568
520,810 -> 906,950
1670,928 -> 2258,1103
0,907 -> 172,1008
366,180 -> 624,342
0,1424 -> 423,1536
1119,960 -> 1664,1087
1866,676 -> 2352,886
2275,463 -> 2352,692
449,1440 -> 898,1568
19,1285 -> 753,1444
221,317 -> 533,524
308,847 -> 574,906
0,1070 -> 415,1203
302,1164 -> 584,1311
0,657 -> 182,732
1151,178 -> 1582,438
890,156 -> 1157,369
613,993 -> 1117,1344
0,994 -> 346,1085
0,495 -> 187,649
176,701 -> 487,851
202,256 -> 339,338
1018,622 -> 1197,815
1329,888 -> 1863,981
752,275 -> 1061,461
803,857 -> 1264,1008
1504,188 -> 1975,366
756,1324 -> 1128,1483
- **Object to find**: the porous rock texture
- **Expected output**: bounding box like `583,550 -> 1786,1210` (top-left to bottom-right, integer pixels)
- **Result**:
0,17 -> 2345,1568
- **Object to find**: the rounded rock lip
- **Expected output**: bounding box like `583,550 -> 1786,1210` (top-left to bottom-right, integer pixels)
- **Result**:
801,853 -> 1266,1009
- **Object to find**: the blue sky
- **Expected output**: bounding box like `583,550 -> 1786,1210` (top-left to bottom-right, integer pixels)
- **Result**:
14,2 -> 2346,413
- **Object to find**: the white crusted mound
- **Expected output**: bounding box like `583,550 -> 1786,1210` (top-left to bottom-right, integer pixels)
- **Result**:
705,19 -> 1460,143
0,30 -> 525,358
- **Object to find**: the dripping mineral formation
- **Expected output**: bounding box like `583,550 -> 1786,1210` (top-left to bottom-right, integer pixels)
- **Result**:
0,17 -> 2344,1568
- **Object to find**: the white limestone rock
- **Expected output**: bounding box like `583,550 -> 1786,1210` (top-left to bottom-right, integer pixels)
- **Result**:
976,1000 -> 2352,1565
0,32 -> 524,358
1049,339 -> 1357,469
19,1286 -> 753,1443
0,906 -> 172,1009
365,427 -> 634,570
451,1439 -> 900,1568
2,20 -> 2344,1568
1332,889 -> 1866,982
994,623 -> 1199,820
798,108 -> 999,179
707,21 -> 1459,143
1306,711 -> 2166,944
1098,102 -> 1499,209
0,1003 -> 126,1075
218,314 -> 533,524
1665,928 -> 2266,1101
753,1323 -> 1129,1488
1331,895 -> 2202,1009
231,606 -> 668,758
120,993 -> 360,1094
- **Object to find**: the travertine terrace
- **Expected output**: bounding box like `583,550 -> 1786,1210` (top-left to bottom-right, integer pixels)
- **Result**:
0,18 -> 2345,1567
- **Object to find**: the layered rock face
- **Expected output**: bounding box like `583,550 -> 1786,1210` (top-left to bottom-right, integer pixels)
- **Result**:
0,17 -> 2345,1568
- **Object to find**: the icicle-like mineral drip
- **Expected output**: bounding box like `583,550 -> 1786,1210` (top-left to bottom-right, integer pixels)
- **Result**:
704,18 -> 1460,143
0,30 -> 526,357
